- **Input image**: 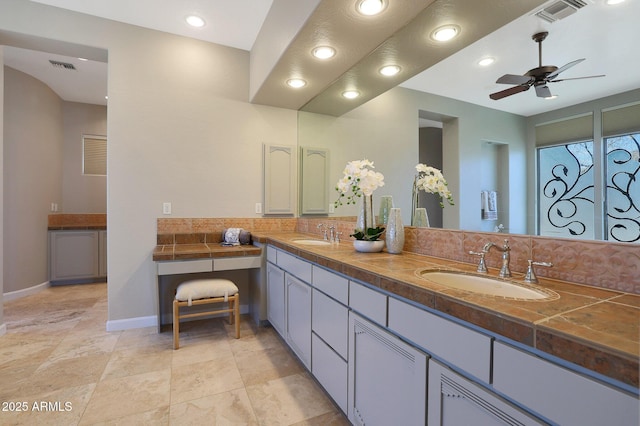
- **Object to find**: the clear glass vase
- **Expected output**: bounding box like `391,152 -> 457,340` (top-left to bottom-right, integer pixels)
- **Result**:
356,195 -> 376,231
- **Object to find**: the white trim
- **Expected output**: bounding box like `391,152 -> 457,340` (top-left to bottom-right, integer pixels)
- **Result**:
3,281 -> 49,302
110,305 -> 250,332
0,323 -> 6,337
106,315 -> 157,332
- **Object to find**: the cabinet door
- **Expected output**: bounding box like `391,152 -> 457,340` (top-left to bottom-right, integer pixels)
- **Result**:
428,359 -> 544,426
263,144 -> 296,215
49,231 -> 100,282
267,262 -> 286,338
286,273 -> 312,369
300,146 -> 329,215
348,313 -> 427,426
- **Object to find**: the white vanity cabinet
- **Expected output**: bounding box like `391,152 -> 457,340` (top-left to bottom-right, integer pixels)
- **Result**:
49,230 -> 106,284
428,359 -> 544,426
348,312 -> 428,426
266,261 -> 286,338
493,341 -> 640,426
285,273 -> 312,369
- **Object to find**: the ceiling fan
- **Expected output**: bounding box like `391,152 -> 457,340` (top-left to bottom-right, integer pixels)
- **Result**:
489,31 -> 605,100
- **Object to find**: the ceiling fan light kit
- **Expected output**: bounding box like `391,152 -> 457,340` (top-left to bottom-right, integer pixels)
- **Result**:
489,31 -> 605,101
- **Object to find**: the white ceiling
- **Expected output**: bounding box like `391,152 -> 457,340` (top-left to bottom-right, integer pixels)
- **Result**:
7,0 -> 640,116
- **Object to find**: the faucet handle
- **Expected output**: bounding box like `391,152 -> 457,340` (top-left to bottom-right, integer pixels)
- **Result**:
523,259 -> 553,284
335,231 -> 343,243
469,251 -> 488,273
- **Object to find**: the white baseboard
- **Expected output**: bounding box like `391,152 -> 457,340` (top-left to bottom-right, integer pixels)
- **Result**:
0,323 -> 6,336
106,315 -> 157,332
3,281 -> 49,302
110,305 -> 250,332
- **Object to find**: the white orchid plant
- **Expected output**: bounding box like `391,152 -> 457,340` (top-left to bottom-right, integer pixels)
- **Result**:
414,164 -> 454,207
335,159 -> 385,206
335,159 -> 386,241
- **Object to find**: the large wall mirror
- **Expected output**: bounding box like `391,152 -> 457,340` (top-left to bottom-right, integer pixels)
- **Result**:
298,87 -> 640,242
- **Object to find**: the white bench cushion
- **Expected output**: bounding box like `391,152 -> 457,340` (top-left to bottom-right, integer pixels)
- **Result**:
175,279 -> 238,306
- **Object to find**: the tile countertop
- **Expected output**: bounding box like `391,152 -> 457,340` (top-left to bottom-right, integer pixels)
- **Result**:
253,232 -> 639,390
153,243 -> 261,261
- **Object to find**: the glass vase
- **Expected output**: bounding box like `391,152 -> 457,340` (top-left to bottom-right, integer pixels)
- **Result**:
413,207 -> 430,228
378,195 -> 394,225
386,208 -> 405,254
356,194 -> 376,231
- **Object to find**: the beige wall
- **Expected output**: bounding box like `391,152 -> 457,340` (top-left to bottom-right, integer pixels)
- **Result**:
0,49 -> 4,332
62,102 -> 107,213
3,67 -> 64,293
0,0 -> 297,326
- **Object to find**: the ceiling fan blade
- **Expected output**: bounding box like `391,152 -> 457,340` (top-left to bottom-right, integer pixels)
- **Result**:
535,84 -> 552,98
547,58 -> 585,80
496,74 -> 533,85
489,85 -> 530,100
550,74 -> 606,83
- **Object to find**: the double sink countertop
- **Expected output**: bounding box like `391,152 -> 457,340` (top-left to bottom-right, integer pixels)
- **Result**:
153,231 -> 639,390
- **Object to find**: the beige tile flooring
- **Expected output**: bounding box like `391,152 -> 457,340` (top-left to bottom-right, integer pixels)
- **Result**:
0,283 -> 349,425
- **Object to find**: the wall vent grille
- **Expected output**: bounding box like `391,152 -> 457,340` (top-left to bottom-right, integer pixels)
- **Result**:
49,60 -> 76,70
534,0 -> 588,23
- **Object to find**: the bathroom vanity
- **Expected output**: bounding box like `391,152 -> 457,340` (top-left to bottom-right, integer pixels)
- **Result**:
262,233 -> 638,426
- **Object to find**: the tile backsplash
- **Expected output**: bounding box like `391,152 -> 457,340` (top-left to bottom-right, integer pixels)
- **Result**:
158,217 -> 639,295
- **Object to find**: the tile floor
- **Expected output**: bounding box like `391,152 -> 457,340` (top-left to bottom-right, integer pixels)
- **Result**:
0,283 -> 349,425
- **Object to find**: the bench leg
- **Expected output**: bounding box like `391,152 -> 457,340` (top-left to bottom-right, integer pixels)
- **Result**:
173,299 -> 180,350
234,294 -> 240,339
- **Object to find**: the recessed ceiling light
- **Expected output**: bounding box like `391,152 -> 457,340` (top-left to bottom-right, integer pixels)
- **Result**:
379,65 -> 401,76
312,46 -> 336,60
544,95 -> 558,100
357,0 -> 386,15
287,78 -> 307,88
342,90 -> 360,99
478,57 -> 495,67
185,15 -> 205,28
432,25 -> 460,42
78,57 -> 88,62
606,0 -> 625,4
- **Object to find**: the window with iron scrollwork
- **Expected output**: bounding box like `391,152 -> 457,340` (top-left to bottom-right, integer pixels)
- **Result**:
538,132 -> 639,242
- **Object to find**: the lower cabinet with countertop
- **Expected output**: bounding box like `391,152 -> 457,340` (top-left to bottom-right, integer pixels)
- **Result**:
265,244 -> 639,426
48,229 -> 107,284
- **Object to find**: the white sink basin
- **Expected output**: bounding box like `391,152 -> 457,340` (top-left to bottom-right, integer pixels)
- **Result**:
417,270 -> 558,300
292,239 -> 331,246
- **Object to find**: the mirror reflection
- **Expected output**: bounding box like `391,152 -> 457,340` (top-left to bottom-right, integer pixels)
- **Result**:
298,87 -> 640,242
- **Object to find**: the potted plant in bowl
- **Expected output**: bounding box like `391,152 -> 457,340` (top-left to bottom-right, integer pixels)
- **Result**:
335,159 -> 386,252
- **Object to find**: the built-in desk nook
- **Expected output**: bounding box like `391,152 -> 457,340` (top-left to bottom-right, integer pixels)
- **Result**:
153,238 -> 262,332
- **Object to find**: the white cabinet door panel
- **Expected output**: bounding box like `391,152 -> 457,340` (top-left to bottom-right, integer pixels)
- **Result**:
312,289 -> 348,359
428,359 -> 544,425
388,297 -> 492,383
286,273 -> 312,369
493,341 -> 639,426
49,230 -> 100,281
266,262 -> 286,338
348,313 -> 427,426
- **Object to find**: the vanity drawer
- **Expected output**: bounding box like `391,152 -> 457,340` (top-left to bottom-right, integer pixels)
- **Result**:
349,281 -> 387,326
493,341 -> 639,426
388,297 -> 492,383
157,259 -> 212,275
213,256 -> 261,271
312,265 -> 349,304
312,333 -> 347,414
266,245 -> 278,264
277,250 -> 312,283
312,289 -> 348,359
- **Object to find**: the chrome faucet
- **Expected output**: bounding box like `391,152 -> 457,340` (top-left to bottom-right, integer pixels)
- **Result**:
482,239 -> 511,278
328,225 -> 336,242
524,259 -> 553,283
317,223 -> 328,240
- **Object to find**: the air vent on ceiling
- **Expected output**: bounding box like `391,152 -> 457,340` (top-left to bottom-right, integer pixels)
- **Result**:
534,0 -> 588,23
49,60 -> 76,70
